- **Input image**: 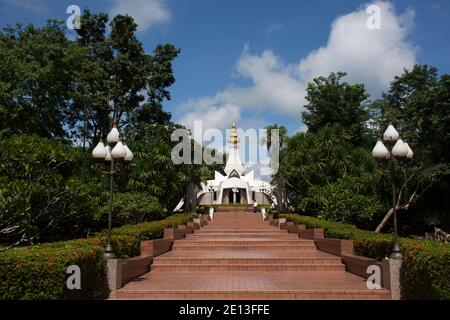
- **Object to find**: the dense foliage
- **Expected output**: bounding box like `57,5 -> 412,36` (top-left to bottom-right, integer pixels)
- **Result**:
273,67 -> 450,234
0,10 -> 215,248
302,72 -> 371,145
299,174 -> 384,228
98,192 -> 165,227
0,11 -> 180,145
0,214 -> 192,299
0,135 -> 100,247
280,214 -> 450,299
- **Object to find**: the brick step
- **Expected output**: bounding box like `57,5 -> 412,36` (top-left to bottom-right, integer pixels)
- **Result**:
171,244 -> 317,251
186,234 -> 299,239
153,257 -> 342,265
196,229 -> 287,233
116,289 -> 391,300
209,217 -> 266,219
151,263 -> 346,272
204,228 -> 271,231
210,217 -> 265,219
204,226 -> 275,229
208,221 -> 267,224
211,218 -> 266,220
175,239 -> 312,245
208,224 -> 266,226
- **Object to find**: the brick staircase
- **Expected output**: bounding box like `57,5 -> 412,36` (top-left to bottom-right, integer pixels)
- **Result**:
116,212 -> 391,299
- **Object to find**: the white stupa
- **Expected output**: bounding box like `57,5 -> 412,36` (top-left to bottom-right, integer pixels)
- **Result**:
175,121 -> 272,211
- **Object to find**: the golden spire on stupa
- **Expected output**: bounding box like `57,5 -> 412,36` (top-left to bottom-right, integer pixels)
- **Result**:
228,121 -> 240,144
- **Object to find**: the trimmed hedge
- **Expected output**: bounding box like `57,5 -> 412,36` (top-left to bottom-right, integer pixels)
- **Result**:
280,213 -> 450,300
0,214 -> 192,300
98,192 -> 165,227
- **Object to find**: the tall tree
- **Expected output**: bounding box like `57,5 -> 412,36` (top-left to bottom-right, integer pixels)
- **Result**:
372,65 -> 450,163
371,65 -> 450,232
69,10 -> 180,145
261,124 -> 288,210
0,21 -> 73,140
69,11 -> 112,147
302,72 -> 370,146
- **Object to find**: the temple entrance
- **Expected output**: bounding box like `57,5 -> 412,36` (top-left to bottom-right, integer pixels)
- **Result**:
232,189 -> 240,204
222,188 -> 248,204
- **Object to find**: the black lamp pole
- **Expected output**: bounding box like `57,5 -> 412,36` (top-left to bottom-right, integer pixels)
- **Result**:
372,124 -> 412,260
92,122 -> 134,260
388,151 -> 402,259
104,154 -> 116,259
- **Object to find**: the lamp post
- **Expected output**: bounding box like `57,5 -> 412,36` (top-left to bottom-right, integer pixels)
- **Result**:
208,185 -> 216,207
372,124 -> 413,259
92,122 -> 134,259
259,184 -> 267,205
232,187 -> 238,205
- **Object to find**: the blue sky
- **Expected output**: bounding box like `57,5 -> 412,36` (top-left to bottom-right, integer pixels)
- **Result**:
1,0 -> 449,135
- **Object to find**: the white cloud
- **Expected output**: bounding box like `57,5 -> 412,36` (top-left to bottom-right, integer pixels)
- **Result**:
298,1 -> 416,96
0,0 -> 45,13
178,103 -> 241,132
178,47 -> 306,127
176,1 -> 417,130
109,0 -> 170,32
266,23 -> 284,35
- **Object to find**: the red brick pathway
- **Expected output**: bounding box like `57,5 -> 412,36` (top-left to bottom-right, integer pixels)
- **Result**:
116,212 -> 390,299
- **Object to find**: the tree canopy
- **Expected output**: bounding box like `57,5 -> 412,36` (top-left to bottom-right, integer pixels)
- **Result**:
0,10 -> 214,248
0,10 -> 180,146
302,72 -> 371,145
274,66 -> 450,234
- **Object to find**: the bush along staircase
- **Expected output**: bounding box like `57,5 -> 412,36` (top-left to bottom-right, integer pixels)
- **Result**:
116,211 -> 391,299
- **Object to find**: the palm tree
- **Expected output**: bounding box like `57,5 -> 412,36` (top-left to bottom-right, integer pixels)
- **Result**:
261,124 -> 288,211
260,124 -> 288,151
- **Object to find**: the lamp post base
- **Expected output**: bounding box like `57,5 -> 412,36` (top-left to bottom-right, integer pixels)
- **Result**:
390,243 -> 402,259
104,244 -> 116,260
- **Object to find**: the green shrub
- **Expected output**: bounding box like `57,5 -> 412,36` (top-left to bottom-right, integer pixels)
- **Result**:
0,135 -> 100,244
195,206 -> 208,215
298,174 -> 384,227
280,213 -> 450,299
0,214 -> 192,299
110,213 -> 193,257
97,192 -> 165,227
0,237 -> 108,300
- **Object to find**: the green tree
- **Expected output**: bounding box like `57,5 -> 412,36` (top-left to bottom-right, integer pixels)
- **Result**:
371,65 -> 450,233
0,10 -> 180,146
274,124 -> 384,225
302,72 -> 370,145
372,65 -> 450,163
0,135 -> 99,248
260,124 -> 288,150
68,10 -> 112,147
70,10 -> 180,146
0,21 -> 73,140
260,124 -> 288,209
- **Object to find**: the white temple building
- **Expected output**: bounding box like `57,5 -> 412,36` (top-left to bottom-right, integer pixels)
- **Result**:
175,121 -> 272,210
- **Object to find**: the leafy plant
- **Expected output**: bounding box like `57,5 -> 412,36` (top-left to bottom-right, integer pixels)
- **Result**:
299,174 -> 384,228
0,135 -> 99,247
97,192 -> 165,227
